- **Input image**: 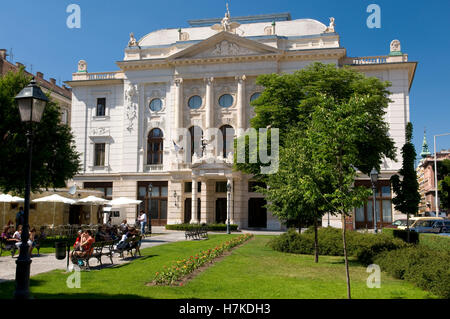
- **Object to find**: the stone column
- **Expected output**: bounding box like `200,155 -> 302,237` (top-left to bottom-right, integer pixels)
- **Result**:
174,78 -> 183,131
236,75 -> 246,135
190,176 -> 199,223
204,77 -> 214,129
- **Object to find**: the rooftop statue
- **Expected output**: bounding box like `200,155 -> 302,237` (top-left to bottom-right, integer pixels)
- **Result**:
324,17 -> 335,33
211,3 -> 240,33
128,32 -> 139,47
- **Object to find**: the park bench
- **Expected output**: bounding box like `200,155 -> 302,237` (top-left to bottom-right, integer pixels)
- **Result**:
115,235 -> 142,259
71,240 -> 117,270
185,226 -> 208,240
0,236 -> 17,257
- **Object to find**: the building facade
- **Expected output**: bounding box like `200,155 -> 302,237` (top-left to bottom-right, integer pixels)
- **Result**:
0,49 -> 72,125
66,12 -> 417,230
417,140 -> 450,214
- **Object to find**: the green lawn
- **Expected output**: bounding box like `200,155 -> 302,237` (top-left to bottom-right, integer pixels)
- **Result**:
0,235 -> 435,299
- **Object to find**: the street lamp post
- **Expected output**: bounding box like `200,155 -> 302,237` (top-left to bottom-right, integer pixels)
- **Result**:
148,183 -> 153,235
370,167 -> 379,234
434,133 -> 450,215
226,181 -> 231,234
14,78 -> 48,299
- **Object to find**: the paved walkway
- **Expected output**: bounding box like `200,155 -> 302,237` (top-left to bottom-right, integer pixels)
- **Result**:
0,229 -> 186,283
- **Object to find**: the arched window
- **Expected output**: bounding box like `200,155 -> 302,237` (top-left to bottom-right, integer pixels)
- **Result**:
220,125 -> 235,158
147,128 -> 164,165
250,92 -> 261,103
189,126 -> 203,159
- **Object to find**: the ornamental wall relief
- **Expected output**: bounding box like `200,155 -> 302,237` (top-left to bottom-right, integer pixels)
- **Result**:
193,40 -> 257,58
125,83 -> 139,132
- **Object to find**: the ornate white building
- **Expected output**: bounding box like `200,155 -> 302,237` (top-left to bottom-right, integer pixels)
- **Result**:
66,12 -> 416,230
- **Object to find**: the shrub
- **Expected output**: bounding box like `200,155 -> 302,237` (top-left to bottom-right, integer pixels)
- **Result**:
419,233 -> 450,252
374,246 -> 450,298
165,223 -> 238,231
268,227 -> 407,264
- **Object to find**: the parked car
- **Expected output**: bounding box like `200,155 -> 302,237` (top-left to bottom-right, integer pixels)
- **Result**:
396,217 -> 419,230
409,218 -> 446,233
419,211 -> 447,218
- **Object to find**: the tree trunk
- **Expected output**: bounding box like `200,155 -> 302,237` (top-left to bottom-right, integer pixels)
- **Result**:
314,217 -> 319,263
341,214 -> 351,299
406,213 -> 410,243
298,219 -> 302,234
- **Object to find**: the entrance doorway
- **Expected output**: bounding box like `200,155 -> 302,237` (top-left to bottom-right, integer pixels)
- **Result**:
184,198 -> 201,223
248,198 -> 267,228
215,198 -> 227,224
138,181 -> 168,226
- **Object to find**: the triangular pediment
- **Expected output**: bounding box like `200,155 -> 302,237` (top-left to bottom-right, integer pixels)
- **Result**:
168,31 -> 282,60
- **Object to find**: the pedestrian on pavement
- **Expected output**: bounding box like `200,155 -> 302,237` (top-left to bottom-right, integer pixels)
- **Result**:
138,210 -> 147,236
15,207 -> 24,230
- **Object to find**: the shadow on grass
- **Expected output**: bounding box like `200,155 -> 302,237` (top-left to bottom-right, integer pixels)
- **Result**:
328,258 -> 362,267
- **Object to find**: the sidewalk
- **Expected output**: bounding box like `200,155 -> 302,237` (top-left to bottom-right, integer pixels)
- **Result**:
0,230 -> 186,283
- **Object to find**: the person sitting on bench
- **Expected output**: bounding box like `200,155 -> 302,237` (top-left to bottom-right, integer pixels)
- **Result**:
72,230 -> 95,265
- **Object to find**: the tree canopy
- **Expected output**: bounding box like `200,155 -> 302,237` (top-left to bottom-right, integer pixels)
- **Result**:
438,159 -> 450,211
0,68 -> 81,195
235,62 -> 396,178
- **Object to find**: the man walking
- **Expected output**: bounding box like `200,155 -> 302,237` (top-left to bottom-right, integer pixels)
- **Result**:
138,210 -> 147,237
15,207 -> 24,231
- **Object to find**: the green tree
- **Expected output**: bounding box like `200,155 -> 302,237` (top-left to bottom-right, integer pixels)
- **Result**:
0,68 -> 81,194
235,63 -> 396,270
235,62 -> 396,178
303,94 -> 377,299
390,123 -> 421,241
438,159 -> 450,212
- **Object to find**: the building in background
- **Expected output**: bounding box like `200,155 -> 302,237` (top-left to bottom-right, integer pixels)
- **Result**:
0,48 -> 72,125
65,11 -> 416,230
417,131 -> 450,213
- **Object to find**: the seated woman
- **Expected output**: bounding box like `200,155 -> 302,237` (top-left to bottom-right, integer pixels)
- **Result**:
28,228 -> 37,256
1,226 -> 16,244
72,230 -> 95,265
69,230 -> 83,260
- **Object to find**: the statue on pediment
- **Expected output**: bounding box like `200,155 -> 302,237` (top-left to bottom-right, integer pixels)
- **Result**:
211,3 -> 240,33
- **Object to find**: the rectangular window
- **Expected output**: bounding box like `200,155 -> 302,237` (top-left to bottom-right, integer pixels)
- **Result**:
382,200 -> 392,223
94,143 -> 105,166
249,181 -> 266,193
96,98 -> 106,116
184,182 -> 201,193
215,181 -> 227,193
84,182 -> 113,200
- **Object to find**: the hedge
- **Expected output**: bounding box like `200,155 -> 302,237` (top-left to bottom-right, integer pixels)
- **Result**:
381,228 -> 419,244
268,227 -> 407,265
374,246 -> 450,298
165,223 -> 239,231
383,228 -> 450,251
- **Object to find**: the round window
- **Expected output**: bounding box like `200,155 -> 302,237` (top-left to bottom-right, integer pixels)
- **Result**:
188,95 -> 202,109
250,92 -> 261,102
149,98 -> 162,112
219,94 -> 234,108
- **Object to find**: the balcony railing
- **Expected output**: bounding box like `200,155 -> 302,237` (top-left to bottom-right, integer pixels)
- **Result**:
72,71 -> 125,81
145,164 -> 164,172
343,54 -> 408,66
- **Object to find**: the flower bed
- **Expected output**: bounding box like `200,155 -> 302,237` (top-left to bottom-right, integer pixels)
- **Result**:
153,234 -> 254,285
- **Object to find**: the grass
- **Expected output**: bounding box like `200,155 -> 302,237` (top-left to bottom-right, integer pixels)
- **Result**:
0,235 -> 436,299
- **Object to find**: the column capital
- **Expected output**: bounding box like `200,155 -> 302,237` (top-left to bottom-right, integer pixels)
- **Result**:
174,78 -> 183,86
235,75 -> 247,82
204,77 -> 214,85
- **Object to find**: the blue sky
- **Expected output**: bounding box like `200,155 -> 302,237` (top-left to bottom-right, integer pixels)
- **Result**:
1,0 -> 449,160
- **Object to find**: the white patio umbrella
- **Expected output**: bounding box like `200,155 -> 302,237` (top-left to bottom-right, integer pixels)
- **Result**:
32,194 -> 76,227
76,196 -> 110,224
107,197 -> 142,224
0,194 -> 24,227
107,197 -> 142,206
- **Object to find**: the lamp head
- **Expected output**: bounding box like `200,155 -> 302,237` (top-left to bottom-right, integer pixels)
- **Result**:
15,78 -> 49,123
370,167 -> 379,184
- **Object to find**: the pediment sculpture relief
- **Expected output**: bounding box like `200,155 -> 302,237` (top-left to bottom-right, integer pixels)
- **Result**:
193,41 -> 256,58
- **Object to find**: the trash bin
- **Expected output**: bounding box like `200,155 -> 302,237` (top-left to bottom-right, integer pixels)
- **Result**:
55,241 -> 67,260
